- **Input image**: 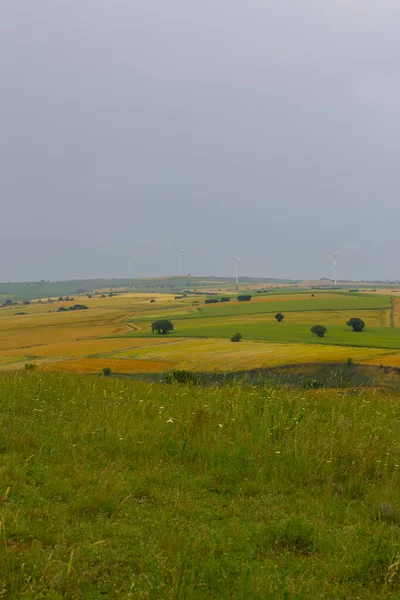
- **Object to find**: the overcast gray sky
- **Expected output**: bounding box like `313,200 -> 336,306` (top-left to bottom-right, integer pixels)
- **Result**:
1,1 -> 400,282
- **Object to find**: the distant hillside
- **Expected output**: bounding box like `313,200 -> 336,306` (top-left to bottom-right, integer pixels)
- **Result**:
0,276 -> 298,302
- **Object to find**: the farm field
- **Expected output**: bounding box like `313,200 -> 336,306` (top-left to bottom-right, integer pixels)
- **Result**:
40,357 -> 175,374
113,338 -> 390,372
134,292 -> 391,323
2,372 -> 400,597
0,286 -> 399,375
129,319 -> 400,350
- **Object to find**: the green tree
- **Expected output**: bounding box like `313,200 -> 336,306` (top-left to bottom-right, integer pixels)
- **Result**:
231,332 -> 243,342
311,325 -> 327,338
346,317 -> 365,332
275,313 -> 284,322
151,319 -> 174,335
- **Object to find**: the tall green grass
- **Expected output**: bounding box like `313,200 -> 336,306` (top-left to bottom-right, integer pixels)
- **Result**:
1,373 -> 400,598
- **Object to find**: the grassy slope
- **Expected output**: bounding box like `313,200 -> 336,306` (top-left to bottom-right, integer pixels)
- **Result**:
2,373 -> 400,598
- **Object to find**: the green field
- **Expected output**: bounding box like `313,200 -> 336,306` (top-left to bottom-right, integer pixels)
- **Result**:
130,321 -> 400,350
2,372 -> 400,598
132,293 -> 391,323
124,292 -> 400,351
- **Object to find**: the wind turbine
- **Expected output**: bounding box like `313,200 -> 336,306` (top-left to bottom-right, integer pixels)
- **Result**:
229,247 -> 242,291
128,255 -> 138,277
325,248 -> 340,286
177,248 -> 188,277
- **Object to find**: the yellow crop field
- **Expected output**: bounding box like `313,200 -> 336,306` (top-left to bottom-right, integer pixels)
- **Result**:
0,356 -> 24,368
391,298 -> 400,327
112,338 -> 389,372
40,357 -> 174,374
362,353 -> 400,368
0,309 -> 130,353
0,336 -> 176,358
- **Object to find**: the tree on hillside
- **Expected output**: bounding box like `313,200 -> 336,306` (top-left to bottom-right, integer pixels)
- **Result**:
275,313 -> 284,322
346,317 -> 365,332
151,319 -> 174,335
311,325 -> 327,338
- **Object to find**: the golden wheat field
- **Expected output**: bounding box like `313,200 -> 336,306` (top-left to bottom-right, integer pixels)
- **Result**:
40,357 -> 174,374
113,338 -> 391,371
362,353 -> 400,368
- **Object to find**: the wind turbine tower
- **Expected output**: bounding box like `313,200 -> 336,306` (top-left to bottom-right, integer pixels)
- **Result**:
177,248 -> 188,277
325,249 -> 340,286
128,255 -> 138,278
229,247 -> 242,291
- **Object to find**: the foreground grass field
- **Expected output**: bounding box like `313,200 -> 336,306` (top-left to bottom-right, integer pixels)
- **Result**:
2,373 -> 400,598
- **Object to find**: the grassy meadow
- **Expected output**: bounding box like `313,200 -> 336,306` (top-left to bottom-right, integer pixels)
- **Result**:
2,372 -> 400,598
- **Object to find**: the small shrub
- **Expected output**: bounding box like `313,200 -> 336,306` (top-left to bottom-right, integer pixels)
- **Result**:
102,367 -> 112,377
231,332 -> 243,342
205,298 -> 219,304
220,297 -> 231,302
275,312 -> 284,322
237,295 -> 252,302
304,378 -> 324,389
270,517 -> 316,555
311,325 -> 327,338
164,370 -> 198,384
347,357 -> 354,366
70,304 -> 88,311
25,363 -> 37,371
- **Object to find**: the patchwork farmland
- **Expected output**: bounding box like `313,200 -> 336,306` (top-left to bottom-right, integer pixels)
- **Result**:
0,284 -> 399,377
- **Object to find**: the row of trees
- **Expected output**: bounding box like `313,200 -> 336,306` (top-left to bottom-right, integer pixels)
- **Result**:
311,318 -> 365,338
204,297 -> 231,304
